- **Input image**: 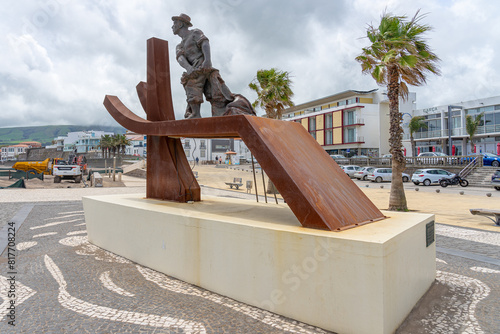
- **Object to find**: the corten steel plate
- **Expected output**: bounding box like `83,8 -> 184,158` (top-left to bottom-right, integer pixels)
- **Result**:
103,37 -> 385,231
139,38 -> 200,202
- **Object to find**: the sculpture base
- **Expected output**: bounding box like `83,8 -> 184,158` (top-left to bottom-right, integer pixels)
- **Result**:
83,194 -> 436,334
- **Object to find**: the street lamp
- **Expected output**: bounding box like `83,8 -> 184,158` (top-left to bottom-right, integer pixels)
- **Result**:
447,105 -> 462,155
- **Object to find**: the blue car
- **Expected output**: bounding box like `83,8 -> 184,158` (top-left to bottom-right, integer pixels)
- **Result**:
483,153 -> 500,167
492,169 -> 500,191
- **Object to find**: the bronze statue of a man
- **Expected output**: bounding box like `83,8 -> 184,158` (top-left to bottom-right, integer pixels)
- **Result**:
171,13 -> 255,118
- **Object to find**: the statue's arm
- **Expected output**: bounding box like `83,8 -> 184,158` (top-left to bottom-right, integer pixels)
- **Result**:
176,44 -> 193,73
177,55 -> 193,72
200,39 -> 212,69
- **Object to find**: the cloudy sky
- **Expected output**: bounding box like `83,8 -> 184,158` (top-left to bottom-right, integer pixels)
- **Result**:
1,0 -> 499,128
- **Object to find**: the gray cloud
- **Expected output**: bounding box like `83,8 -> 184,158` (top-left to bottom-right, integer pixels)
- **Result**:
1,0 -> 500,128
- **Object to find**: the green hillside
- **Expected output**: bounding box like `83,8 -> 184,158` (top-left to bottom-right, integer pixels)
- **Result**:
0,125 -> 126,147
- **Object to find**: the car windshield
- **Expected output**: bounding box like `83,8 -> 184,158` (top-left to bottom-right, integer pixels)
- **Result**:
485,153 -> 499,157
435,152 -> 447,156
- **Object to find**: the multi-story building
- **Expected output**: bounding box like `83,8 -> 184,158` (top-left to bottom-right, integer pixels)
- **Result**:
1,142 -> 41,161
47,130 -> 115,153
404,96 -> 500,156
180,138 -> 252,164
1,144 -> 30,161
124,134 -> 146,157
282,89 -> 415,157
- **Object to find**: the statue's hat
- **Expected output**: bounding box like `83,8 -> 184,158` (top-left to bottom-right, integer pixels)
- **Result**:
172,13 -> 192,27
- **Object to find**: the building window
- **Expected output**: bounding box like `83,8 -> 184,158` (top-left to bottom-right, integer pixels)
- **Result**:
346,128 -> 356,143
200,140 -> 206,149
345,110 -> 355,125
308,117 -> 316,138
308,117 -> 316,131
325,113 -> 333,129
325,129 -> 333,145
200,149 -> 206,158
184,140 -> 190,149
185,149 -> 190,157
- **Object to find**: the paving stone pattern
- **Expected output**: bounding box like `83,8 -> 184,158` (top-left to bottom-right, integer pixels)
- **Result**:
0,195 -> 499,333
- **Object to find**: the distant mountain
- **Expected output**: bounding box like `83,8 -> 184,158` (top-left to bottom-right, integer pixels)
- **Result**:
0,125 -> 126,147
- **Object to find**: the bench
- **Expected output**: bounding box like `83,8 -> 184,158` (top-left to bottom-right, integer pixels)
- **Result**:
225,177 -> 243,190
470,208 -> 500,226
93,172 -> 103,187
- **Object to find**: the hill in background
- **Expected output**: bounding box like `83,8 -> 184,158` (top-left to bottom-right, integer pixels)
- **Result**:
0,125 -> 126,147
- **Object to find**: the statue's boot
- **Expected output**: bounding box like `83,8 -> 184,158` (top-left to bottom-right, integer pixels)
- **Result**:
185,104 -> 202,119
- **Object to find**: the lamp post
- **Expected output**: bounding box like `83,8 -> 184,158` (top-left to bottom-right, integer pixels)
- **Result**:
447,106 -> 462,155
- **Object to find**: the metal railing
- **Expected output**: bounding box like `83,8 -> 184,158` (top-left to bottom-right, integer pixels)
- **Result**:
459,157 -> 478,178
338,154 -> 484,168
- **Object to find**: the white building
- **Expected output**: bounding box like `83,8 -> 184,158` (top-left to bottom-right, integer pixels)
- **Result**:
48,130 -> 115,153
1,144 -> 30,161
282,89 -> 415,157
125,134 -> 146,157
403,95 -> 500,156
180,138 -> 252,164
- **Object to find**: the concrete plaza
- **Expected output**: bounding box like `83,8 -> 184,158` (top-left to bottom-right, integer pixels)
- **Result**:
0,166 -> 498,333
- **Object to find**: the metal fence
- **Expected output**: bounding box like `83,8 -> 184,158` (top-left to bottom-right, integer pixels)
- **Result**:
334,154 -> 484,168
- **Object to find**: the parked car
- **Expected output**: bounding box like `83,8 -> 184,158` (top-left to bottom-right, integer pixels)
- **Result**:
341,165 -> 361,178
492,169 -> 500,191
381,154 -> 392,164
330,154 -> 349,164
417,152 -> 452,164
354,167 -> 375,181
411,169 -> 455,186
367,168 -> 410,183
483,153 -> 500,167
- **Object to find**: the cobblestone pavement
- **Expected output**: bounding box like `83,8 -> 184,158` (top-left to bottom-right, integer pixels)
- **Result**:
0,186 -> 499,333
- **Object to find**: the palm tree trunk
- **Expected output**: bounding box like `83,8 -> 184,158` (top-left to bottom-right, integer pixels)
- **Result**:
410,135 -> 415,157
387,66 -> 407,211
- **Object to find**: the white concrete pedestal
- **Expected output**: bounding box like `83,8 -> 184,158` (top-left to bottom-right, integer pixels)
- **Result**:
83,194 -> 435,334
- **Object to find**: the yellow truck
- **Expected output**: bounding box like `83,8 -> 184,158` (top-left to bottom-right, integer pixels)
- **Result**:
12,158 -> 65,175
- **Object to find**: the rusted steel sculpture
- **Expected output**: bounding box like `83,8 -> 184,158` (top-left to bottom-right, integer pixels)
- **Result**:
103,37 -> 385,231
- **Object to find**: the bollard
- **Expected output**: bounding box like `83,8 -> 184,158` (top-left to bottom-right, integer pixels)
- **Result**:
112,157 -> 116,182
118,172 -> 122,182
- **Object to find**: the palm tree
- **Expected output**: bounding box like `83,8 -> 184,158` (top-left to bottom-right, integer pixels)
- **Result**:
465,113 -> 484,154
248,68 -> 294,120
100,135 -> 113,158
116,134 -> 131,156
356,10 -> 440,211
111,134 -> 120,157
408,116 -> 427,156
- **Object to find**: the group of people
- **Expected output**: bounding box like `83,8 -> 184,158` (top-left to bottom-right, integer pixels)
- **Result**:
214,155 -> 223,164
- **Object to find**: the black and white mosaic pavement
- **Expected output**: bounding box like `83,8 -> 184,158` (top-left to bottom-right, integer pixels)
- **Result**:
1,195 -> 499,333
